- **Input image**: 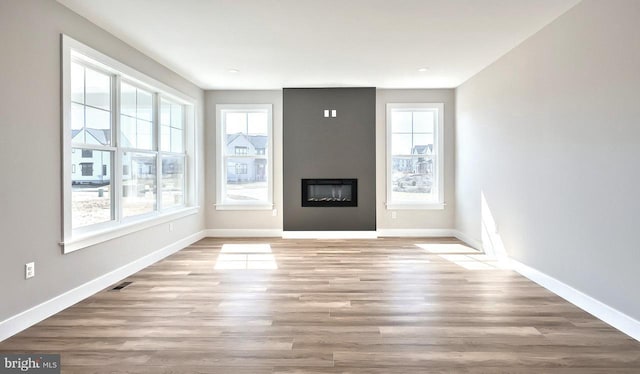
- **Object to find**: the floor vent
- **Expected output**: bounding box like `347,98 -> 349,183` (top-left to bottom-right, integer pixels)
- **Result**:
110,281 -> 133,291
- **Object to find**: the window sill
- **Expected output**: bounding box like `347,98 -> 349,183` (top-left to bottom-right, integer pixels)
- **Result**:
386,202 -> 446,210
61,206 -> 200,254
215,204 -> 274,211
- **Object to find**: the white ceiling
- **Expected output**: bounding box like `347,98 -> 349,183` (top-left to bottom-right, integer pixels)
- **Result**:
57,0 -> 580,90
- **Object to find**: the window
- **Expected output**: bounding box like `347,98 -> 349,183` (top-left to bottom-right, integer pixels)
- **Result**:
159,98 -> 186,210
62,35 -> 197,253
386,103 -> 444,209
80,162 -> 93,176
235,163 -> 248,175
216,104 -> 272,209
120,83 -> 153,150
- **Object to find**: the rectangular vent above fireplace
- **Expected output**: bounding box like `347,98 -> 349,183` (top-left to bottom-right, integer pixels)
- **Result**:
302,179 -> 357,207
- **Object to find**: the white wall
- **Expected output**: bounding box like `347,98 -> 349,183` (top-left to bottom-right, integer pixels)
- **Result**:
376,89 -> 456,231
205,90 -> 283,231
0,0 -> 205,322
456,0 -> 640,319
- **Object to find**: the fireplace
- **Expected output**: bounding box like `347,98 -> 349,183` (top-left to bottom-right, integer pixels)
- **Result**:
302,179 -> 357,207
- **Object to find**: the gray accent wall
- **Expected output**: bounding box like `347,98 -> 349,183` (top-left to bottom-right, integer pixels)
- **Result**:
283,88 -> 376,231
456,0 -> 640,320
0,0 -> 205,324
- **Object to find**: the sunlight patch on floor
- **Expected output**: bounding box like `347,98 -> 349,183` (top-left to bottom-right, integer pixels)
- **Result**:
416,243 -> 510,270
220,243 -> 273,253
416,243 -> 479,254
215,244 -> 278,270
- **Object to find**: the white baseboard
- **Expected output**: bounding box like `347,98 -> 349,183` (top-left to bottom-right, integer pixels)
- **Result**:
377,228 -> 456,237
453,230 -> 484,250
0,230 -> 206,342
509,258 -> 640,342
282,231 -> 378,239
453,228 -> 639,342
206,228 -> 459,240
208,229 -> 456,240
205,229 -> 283,237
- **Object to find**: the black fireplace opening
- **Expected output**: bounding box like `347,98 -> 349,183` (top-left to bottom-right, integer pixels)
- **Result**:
302,179 -> 357,207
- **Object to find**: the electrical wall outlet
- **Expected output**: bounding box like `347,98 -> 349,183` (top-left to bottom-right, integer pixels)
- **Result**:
169,223 -> 174,232
391,211 -> 397,219
272,208 -> 278,217
25,262 -> 35,279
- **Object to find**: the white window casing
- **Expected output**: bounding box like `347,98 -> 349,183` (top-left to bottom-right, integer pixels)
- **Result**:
386,102 -> 445,210
215,104 -> 273,210
61,35 -> 198,253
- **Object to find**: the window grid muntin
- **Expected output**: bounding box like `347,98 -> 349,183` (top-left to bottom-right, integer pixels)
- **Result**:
160,97 -> 185,153
70,61 -> 113,146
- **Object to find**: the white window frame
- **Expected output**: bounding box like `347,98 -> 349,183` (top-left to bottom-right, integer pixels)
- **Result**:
215,104 -> 273,210
61,35 -> 198,253
386,103 -> 445,210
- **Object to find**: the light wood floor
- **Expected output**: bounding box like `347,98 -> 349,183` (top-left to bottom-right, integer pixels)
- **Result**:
2,237 -> 639,373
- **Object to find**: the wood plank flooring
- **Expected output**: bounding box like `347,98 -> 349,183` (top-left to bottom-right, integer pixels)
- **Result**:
1,237 -> 639,373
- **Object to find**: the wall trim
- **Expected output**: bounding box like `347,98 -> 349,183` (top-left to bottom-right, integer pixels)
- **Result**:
377,228 -> 456,237
206,229 -> 462,240
0,230 -> 206,342
208,229 -> 460,239
206,229 -> 283,237
283,231 -> 377,239
452,230 -> 484,250
509,258 -> 640,342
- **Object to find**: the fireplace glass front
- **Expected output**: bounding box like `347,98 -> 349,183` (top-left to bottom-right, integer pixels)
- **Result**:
302,179 -> 358,207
